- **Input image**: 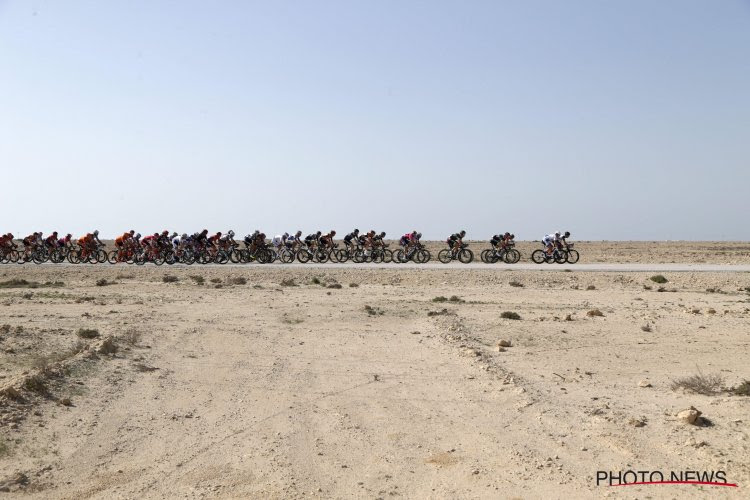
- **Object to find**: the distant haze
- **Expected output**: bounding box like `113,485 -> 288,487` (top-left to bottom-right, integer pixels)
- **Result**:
1,1 -> 748,240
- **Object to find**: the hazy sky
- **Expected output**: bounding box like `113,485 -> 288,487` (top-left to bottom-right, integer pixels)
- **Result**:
1,1 -> 748,240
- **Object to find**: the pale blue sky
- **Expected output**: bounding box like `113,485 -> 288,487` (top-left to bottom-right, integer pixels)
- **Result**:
1,1 -> 748,239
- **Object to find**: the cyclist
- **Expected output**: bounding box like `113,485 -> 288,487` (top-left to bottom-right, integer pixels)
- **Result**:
343,229 -> 360,255
542,232 -> 559,255
448,230 -> 466,258
304,231 -> 321,249
44,231 -> 59,249
319,230 -> 336,251
286,231 -> 302,251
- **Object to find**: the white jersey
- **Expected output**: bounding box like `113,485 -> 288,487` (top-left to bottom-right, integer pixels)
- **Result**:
271,235 -> 283,247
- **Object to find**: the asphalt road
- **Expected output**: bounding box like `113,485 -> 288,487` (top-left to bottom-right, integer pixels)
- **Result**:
19,262 -> 750,272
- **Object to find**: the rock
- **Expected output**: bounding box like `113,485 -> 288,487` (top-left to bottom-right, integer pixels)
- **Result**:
495,346 -> 506,352
97,336 -> 118,355
59,397 -> 73,407
497,340 -> 512,347
628,417 -> 646,427
638,380 -> 652,388
462,348 -> 480,357
677,406 -> 701,425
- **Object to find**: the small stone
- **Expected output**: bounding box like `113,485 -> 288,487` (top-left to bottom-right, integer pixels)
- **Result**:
638,380 -> 652,388
497,340 -> 512,347
677,406 -> 701,425
495,346 -> 506,352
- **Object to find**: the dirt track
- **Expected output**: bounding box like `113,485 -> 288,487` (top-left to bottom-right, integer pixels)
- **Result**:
1,264 -> 748,498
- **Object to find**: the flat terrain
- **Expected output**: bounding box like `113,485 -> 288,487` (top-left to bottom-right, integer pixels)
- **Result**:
1,258 -> 749,498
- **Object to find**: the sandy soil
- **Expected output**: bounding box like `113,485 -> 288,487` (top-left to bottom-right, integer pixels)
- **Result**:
0,262 -> 749,498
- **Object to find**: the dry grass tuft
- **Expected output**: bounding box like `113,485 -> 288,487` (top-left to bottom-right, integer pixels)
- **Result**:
229,277 -> 247,285
121,328 -> 142,346
95,278 -> 113,287
432,296 -> 447,303
586,285 -> 596,290
501,311 -> 521,320
671,371 -> 724,395
349,283 -> 359,288
327,283 -> 342,289
587,309 -> 604,317
509,281 -> 524,288
650,275 -> 668,284
280,278 -> 298,287
162,275 -> 179,283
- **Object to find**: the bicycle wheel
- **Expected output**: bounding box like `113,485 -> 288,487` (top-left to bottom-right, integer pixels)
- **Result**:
438,249 -> 452,264
416,249 -> 430,263
458,248 -> 473,264
531,249 -> 546,264
296,249 -> 311,263
509,249 -> 521,264
566,249 -> 579,264
555,251 -> 567,264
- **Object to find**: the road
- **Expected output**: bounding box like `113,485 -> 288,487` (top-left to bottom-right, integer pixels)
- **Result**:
19,262 -> 750,272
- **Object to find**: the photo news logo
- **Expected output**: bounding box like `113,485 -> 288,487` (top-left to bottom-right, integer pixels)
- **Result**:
596,470 -> 738,488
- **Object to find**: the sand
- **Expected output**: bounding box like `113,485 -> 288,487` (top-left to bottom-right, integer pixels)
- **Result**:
0,252 -> 749,498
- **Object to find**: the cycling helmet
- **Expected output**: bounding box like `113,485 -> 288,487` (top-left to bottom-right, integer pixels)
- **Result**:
228,230 -> 235,237
510,233 -> 515,239
316,231 -> 321,236
182,233 -> 188,239
295,230 -> 302,237
135,233 -> 141,239
411,230 -> 417,236
330,230 -> 336,236
129,229 -> 135,235
216,232 -> 222,237
564,231 -> 570,238
153,233 -> 159,237
283,232 -> 289,238
380,232 -> 386,237
353,229 -> 359,234
52,231 -> 58,236
555,231 -> 561,237
460,230 -> 466,236
202,229 -> 208,235
93,230 -> 99,236
65,234 -> 72,240
416,232 -> 422,239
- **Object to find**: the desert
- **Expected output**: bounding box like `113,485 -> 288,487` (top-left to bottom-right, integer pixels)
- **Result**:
0,242 -> 748,498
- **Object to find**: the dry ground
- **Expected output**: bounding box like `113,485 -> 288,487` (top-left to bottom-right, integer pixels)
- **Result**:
0,262 -> 749,498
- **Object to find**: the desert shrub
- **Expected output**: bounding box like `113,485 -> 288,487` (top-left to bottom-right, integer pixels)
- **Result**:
96,278 -> 112,287
643,285 -> 652,290
281,315 -> 304,325
327,283 -> 342,289
427,308 -> 450,317
98,337 -> 118,354
280,278 -> 297,287
650,275 -> 668,284
77,328 -> 100,339
23,374 -> 47,393
0,324 -> 10,334
641,324 -> 652,332
230,277 -> 247,285
364,305 -> 384,316
586,285 -> 596,290
671,372 -> 724,395
449,295 -> 464,303
509,281 -> 524,288
0,440 -> 8,457
162,275 -> 179,283
587,309 -> 604,317
311,277 -> 321,285
189,275 -> 205,285
501,311 -> 521,320
121,328 -> 141,345
732,380 -> 750,396
349,283 -> 359,288
432,296 -> 448,303
210,278 -> 221,284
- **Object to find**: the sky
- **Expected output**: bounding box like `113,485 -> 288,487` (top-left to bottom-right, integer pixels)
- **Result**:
1,0 -> 748,240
